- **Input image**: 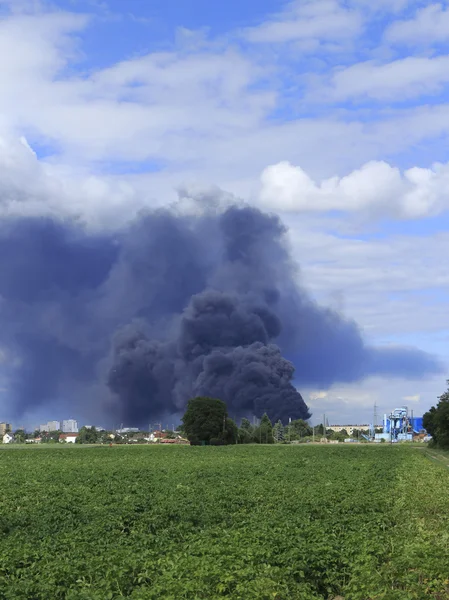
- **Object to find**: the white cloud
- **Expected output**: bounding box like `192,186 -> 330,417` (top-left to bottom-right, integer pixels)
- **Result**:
385,3 -> 449,45
326,55 -> 449,101
304,376 -> 443,425
258,159 -> 449,218
0,132 -> 151,225
403,394 -> 420,403
244,0 -> 362,45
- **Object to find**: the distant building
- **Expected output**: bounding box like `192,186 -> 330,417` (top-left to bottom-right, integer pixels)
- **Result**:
47,421 -> 61,431
0,423 -> 11,436
328,425 -> 370,435
62,420 -> 78,433
116,427 -> 139,434
59,433 -> 78,444
40,424 -> 48,432
3,432 -> 14,444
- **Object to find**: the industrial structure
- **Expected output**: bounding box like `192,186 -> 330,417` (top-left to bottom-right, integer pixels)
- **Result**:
381,407 -> 424,442
336,405 -> 427,443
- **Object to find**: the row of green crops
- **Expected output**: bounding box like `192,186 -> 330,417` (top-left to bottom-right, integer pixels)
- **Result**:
0,444 -> 448,599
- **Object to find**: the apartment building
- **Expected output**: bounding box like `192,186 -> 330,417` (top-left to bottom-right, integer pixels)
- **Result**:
62,419 -> 78,433
0,422 -> 11,436
327,425 -> 370,435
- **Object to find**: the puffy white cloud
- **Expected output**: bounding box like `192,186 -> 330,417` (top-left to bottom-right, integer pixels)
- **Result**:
258,159 -> 449,218
385,3 -> 449,45
0,132 -> 150,225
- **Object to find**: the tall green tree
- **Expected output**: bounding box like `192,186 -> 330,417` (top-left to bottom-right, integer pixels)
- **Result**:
286,419 -> 313,440
238,418 -> 253,444
423,383 -> 449,448
76,426 -> 99,444
182,397 -> 236,445
14,429 -> 26,444
273,420 -> 285,443
253,413 -> 274,444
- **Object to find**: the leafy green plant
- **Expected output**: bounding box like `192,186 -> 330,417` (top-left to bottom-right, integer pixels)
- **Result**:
0,444 -> 447,599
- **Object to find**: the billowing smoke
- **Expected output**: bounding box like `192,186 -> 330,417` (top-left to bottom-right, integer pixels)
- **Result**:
0,201 -> 441,425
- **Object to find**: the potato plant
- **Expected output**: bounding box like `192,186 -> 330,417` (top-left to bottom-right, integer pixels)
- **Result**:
0,445 -> 447,599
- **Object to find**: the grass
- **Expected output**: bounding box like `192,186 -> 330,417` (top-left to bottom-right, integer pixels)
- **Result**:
0,444 -> 447,599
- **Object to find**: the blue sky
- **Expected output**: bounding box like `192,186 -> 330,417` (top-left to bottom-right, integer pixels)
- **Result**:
1,0 -> 449,425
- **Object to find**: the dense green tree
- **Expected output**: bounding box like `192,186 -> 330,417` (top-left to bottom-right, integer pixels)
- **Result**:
240,418 -> 253,432
253,413 -> 274,444
14,429 -> 26,443
223,418 -> 238,445
76,426 -> 99,444
237,418 -> 254,443
286,419 -> 313,440
423,384 -> 449,448
315,424 -> 325,436
273,420 -> 285,443
182,397 -> 236,445
238,427 -> 253,444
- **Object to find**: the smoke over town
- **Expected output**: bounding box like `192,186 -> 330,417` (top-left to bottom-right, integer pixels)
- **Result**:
0,198 -> 441,425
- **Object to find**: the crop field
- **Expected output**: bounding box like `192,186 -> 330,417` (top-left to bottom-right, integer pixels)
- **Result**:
0,445 -> 448,600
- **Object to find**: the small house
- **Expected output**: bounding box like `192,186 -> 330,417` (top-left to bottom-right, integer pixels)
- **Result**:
3,432 -> 14,444
59,433 -> 78,444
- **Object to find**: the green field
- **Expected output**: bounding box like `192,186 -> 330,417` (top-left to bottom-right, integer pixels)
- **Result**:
0,445 -> 448,600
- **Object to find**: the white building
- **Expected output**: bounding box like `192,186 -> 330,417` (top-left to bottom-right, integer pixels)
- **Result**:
327,425 -> 370,435
62,419 -> 78,433
116,427 -> 139,434
47,421 -> 61,431
59,433 -> 78,443
3,432 -> 14,444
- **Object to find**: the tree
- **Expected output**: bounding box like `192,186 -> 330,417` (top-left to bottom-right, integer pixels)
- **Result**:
286,419 -> 313,440
182,397 -> 236,445
240,418 -> 253,432
14,429 -> 26,444
273,420 -> 285,443
76,426 -> 99,444
423,384 -> 449,448
238,418 -> 254,444
315,424 -> 325,436
238,428 -> 253,444
253,413 -> 274,444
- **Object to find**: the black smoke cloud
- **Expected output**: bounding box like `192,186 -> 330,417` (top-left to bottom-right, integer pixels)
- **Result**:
0,203 -> 441,425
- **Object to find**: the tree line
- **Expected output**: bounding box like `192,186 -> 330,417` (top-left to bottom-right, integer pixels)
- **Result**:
423,379 -> 449,449
181,396 -> 359,445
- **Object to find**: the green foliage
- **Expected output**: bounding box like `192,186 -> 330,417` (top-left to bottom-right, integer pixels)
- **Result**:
273,420 -> 285,443
182,396 -> 236,445
0,445 -> 448,599
13,429 -> 26,444
315,424 -> 325,436
237,418 -> 253,444
286,419 -> 313,441
76,426 -> 100,444
252,413 -> 274,444
240,418 -> 253,432
423,380 -> 449,449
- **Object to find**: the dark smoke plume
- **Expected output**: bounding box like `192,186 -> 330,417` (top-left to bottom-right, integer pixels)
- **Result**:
0,203 -> 441,425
